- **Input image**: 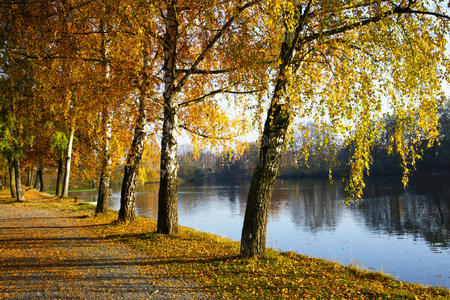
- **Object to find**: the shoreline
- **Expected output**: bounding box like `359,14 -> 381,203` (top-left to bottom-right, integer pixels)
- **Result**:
2,189 -> 449,299
67,186 -> 449,289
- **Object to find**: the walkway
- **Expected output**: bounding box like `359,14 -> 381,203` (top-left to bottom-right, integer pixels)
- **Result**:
0,205 -> 203,299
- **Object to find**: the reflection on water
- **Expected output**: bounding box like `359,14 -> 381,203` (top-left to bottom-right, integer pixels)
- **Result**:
70,176 -> 450,288
279,180 -> 344,232
360,182 -> 450,249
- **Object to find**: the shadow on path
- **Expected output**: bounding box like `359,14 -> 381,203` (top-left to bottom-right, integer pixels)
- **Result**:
0,205 -> 207,299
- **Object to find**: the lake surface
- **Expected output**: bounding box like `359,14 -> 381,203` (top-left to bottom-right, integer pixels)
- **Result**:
70,176 -> 450,288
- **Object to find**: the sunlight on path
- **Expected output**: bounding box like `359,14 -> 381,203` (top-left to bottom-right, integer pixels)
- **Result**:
0,205 -> 203,299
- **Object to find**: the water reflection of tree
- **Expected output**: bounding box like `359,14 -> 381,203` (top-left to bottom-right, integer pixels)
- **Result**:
135,184 -> 159,219
358,178 -> 450,249
176,183 -> 250,218
177,184 -> 209,212
281,180 -> 344,233
142,178 -> 449,250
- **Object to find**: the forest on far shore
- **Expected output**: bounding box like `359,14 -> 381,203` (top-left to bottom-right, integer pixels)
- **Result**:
178,103 -> 450,182
6,103 -> 450,190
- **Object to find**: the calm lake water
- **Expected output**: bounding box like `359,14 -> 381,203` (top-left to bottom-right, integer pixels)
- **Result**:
70,176 -> 450,288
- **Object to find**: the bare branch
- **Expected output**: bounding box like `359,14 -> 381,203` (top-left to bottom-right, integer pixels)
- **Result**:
179,124 -> 238,140
176,67 -> 237,75
179,87 -> 230,107
224,89 -> 262,95
178,83 -> 261,107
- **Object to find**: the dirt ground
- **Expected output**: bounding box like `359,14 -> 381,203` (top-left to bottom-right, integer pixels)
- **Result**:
0,204 -> 206,299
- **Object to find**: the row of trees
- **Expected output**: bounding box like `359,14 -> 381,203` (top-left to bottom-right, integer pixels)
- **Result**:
1,1 -> 449,257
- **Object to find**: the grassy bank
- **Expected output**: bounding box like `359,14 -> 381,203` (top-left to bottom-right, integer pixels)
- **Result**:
1,190 -> 448,299
46,188 -> 97,194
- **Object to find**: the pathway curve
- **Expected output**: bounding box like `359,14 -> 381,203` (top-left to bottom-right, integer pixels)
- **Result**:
0,205 -> 204,299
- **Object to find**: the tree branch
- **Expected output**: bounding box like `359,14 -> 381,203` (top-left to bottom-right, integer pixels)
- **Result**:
403,8 -> 450,20
303,5 -> 450,44
179,124 -> 238,140
307,0 -> 390,20
176,1 -> 257,91
69,0 -> 95,12
178,85 -> 260,107
10,50 -> 105,63
178,87 -> 230,107
225,89 -> 262,95
176,67 -> 237,75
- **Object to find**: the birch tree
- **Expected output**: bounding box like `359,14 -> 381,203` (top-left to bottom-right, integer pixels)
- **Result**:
116,1 -> 269,232
241,0 -> 450,257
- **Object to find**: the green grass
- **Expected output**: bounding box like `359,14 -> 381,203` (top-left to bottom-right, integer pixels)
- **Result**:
45,189 -> 96,194
71,202 -> 97,212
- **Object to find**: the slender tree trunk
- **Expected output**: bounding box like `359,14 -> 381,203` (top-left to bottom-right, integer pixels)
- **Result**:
35,169 -> 41,190
7,158 -> 16,198
13,157 -> 24,202
240,20 -> 303,257
37,168 -> 44,192
26,167 -> 32,186
118,94 -> 147,222
30,167 -> 35,188
33,168 -> 39,189
62,125 -> 75,198
157,2 -> 179,234
56,157 -> 64,196
96,109 -> 113,214
96,25 -> 113,215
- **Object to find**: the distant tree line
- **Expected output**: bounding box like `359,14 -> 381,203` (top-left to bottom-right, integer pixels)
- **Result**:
179,106 -> 450,182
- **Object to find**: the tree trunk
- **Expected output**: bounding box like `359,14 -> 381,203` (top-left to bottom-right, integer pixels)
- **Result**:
157,104 -> 179,234
35,169 -> 41,190
62,125 -> 75,198
117,94 -> 147,222
117,47 -> 150,222
96,109 -> 113,214
26,167 -> 32,186
13,157 -> 24,202
30,167 -> 35,188
0,174 -> 4,190
96,25 -> 113,215
33,168 -> 39,189
240,95 -> 290,257
157,2 -> 179,235
7,158 -> 16,198
240,21 -> 303,257
37,168 -> 44,192
55,157 -> 64,196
